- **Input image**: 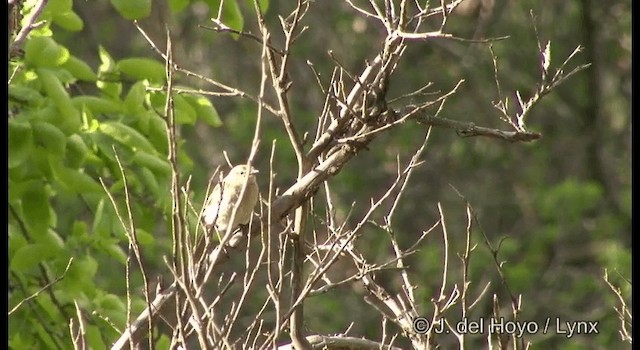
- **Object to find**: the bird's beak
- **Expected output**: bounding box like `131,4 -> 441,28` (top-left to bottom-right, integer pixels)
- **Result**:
251,168 -> 259,175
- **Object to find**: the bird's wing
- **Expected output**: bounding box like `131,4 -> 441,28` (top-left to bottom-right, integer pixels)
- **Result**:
203,182 -> 224,227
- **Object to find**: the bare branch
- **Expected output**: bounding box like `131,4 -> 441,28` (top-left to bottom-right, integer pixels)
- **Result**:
278,334 -> 404,350
108,2 -> 591,348
133,21 -> 280,116
70,301 -> 87,350
200,23 -> 285,56
415,113 -> 542,142
9,0 -> 49,58
604,269 -> 632,343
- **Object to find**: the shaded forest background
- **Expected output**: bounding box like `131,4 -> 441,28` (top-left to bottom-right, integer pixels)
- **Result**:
8,0 -> 630,349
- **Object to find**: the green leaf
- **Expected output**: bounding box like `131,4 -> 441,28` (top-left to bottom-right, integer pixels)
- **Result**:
98,46 -> 117,73
30,120 -> 67,158
124,81 -> 147,113
51,164 -> 103,194
50,66 -> 78,84
71,220 -> 88,238
147,112 -> 169,154
135,108 -> 151,134
25,36 -> 70,68
96,293 -> 126,327
32,150 -> 54,178
8,333 -> 36,349
109,174 -> 143,197
33,313 -> 61,349
37,68 -> 73,103
72,96 -> 123,115
8,119 -> 33,169
131,151 -> 171,175
98,121 -> 156,153
37,68 -> 81,133
66,134 -> 90,167
110,0 -> 152,20
53,10 -> 84,31
29,105 -> 58,125
8,164 -> 29,184
135,229 -> 154,246
61,55 -> 97,81
92,198 -> 108,236
117,58 -> 165,83
156,335 -> 172,350
85,325 -> 107,350
82,105 -> 97,131
9,85 -> 44,104
10,244 -> 55,271
104,243 -> 127,265
8,224 -> 27,260
22,185 -> 51,239
97,46 -> 122,98
42,0 -> 73,14
147,90 -> 166,109
174,94 -> 197,124
98,293 -> 126,313
71,255 -> 98,280
88,131 -> 118,163
183,94 -> 222,127
36,292 -> 64,322
138,167 -> 160,198
43,229 -> 65,252
97,79 -> 122,99
259,0 -> 269,12
63,255 -> 98,296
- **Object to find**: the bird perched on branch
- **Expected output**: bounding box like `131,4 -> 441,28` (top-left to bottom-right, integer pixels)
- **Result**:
203,164 -> 259,234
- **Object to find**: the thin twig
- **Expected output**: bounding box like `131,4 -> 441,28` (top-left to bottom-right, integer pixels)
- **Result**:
9,258 -> 74,315
603,269 -> 632,343
415,113 -> 542,142
200,23 -> 285,56
69,301 -> 87,350
9,0 -> 49,58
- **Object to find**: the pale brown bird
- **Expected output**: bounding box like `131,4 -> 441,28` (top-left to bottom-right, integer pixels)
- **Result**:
203,164 -> 260,234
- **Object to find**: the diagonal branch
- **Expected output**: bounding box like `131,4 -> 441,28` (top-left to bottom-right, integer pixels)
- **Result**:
9,258 -> 74,316
415,114 -> 542,142
9,0 -> 49,58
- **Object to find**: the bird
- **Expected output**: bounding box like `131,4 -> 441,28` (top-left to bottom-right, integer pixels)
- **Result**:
202,164 -> 260,234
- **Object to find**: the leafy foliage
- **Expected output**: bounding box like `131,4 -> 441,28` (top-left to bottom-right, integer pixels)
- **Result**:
8,1 -> 227,348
